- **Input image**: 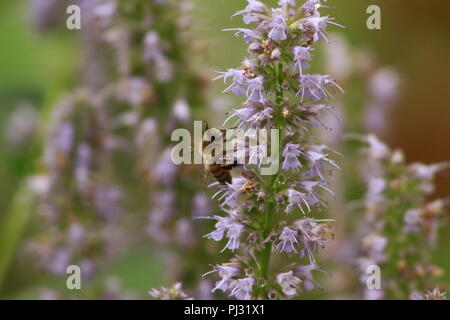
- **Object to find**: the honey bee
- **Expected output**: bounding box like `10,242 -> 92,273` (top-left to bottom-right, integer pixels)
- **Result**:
199,121 -> 239,185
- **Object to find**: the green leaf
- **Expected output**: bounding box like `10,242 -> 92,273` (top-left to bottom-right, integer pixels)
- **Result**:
0,184 -> 33,291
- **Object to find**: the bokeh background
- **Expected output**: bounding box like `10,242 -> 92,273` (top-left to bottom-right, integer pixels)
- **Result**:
0,0 -> 449,299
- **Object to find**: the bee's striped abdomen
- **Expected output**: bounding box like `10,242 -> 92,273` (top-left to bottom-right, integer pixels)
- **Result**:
209,164 -> 232,184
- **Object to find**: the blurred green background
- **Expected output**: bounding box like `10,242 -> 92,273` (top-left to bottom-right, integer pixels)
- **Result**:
0,0 -> 449,298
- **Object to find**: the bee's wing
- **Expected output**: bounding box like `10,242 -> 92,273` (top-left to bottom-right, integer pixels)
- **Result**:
222,128 -> 258,165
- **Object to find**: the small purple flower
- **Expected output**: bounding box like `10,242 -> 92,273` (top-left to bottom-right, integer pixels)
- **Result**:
295,218 -> 335,263
215,69 -> 247,96
305,148 -> 340,180
223,107 -> 256,128
206,264 -> 240,293
224,223 -> 244,252
233,0 -> 268,25
301,0 -> 321,16
300,16 -> 344,43
246,107 -> 273,128
298,74 -> 343,102
282,143 -> 303,171
299,180 -> 334,206
230,277 -> 255,300
203,216 -> 230,241
285,188 -> 311,215
275,226 -> 299,253
295,264 -> 325,291
268,9 -> 288,41
246,76 -> 266,103
223,28 -> 262,43
211,177 -> 246,209
204,214 -> 244,252
292,46 -> 313,75
276,271 -> 301,296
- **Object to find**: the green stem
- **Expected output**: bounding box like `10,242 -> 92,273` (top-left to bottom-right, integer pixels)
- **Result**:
258,63 -> 284,289
260,199 -> 275,279
258,159 -> 280,296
